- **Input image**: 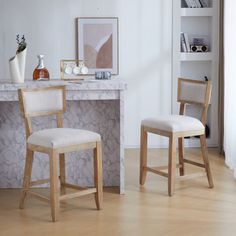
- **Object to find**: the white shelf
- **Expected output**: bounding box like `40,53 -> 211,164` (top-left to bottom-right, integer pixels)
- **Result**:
181,8 -> 213,17
180,52 -> 213,61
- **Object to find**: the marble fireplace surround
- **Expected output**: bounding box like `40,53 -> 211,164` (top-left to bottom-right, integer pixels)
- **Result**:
0,79 -> 126,194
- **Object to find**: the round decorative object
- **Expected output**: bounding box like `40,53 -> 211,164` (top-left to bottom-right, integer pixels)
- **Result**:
81,66 -> 88,75
73,66 -> 80,75
64,66 -> 72,75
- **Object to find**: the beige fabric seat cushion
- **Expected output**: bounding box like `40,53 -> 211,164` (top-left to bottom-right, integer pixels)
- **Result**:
142,115 -> 204,133
27,128 -> 101,148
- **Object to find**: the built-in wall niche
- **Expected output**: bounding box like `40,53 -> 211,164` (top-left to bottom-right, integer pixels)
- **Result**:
181,0 -> 213,8
180,61 -> 211,80
172,0 -> 219,147
181,16 -> 212,51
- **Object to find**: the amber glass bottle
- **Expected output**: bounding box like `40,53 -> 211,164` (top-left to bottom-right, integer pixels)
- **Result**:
33,55 -> 50,81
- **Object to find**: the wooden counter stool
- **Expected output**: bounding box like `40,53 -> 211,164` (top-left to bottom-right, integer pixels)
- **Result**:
140,78 -> 213,196
18,86 -> 103,221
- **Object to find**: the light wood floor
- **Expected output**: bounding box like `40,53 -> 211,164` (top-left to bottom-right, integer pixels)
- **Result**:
0,148 -> 236,236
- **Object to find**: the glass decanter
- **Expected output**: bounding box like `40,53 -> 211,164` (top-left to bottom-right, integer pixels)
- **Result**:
33,55 -> 50,81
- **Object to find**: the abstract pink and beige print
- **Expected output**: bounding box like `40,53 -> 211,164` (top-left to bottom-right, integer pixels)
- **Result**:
83,24 -> 113,69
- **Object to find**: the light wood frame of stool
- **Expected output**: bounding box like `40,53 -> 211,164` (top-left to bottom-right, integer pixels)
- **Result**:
140,78 -> 213,196
18,86 -> 103,221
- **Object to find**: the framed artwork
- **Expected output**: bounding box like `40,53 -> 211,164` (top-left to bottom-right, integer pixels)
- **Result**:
77,17 -> 119,75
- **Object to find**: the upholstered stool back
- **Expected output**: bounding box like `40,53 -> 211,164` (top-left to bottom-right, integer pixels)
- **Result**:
18,86 -> 66,117
178,78 -> 212,106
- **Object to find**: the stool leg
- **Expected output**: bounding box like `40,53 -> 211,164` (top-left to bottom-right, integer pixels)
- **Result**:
140,126 -> 148,185
94,141 -> 103,210
178,137 -> 185,176
59,153 -> 66,195
200,135 -> 214,188
19,149 -> 34,209
49,150 -> 59,222
168,136 -> 176,196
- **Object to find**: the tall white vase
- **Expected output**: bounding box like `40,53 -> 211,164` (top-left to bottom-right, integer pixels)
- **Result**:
9,47 -> 27,83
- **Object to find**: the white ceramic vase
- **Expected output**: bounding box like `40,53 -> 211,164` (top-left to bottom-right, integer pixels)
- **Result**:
9,47 -> 27,84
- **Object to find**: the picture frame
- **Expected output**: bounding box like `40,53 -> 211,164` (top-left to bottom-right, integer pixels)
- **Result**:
77,17 -> 119,75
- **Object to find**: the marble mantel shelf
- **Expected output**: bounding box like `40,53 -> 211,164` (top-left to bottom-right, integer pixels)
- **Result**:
0,79 -> 126,194
0,79 -> 127,101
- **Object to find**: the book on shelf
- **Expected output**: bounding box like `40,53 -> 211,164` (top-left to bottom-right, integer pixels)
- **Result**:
184,0 -> 203,8
184,33 -> 191,52
184,0 -> 192,8
194,0 -> 202,8
199,0 -> 209,7
180,33 -> 187,52
192,0 -> 198,7
190,0 -> 197,7
180,32 -> 191,52
187,0 -> 194,7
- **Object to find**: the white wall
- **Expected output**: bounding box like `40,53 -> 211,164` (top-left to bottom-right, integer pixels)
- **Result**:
0,0 -> 173,148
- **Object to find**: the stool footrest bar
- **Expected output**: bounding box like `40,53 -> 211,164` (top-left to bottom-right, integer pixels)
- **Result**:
178,172 -> 206,181
30,179 -> 50,186
61,182 -> 87,191
59,188 -> 97,201
183,158 -> 205,168
27,191 -> 50,203
145,167 -> 168,177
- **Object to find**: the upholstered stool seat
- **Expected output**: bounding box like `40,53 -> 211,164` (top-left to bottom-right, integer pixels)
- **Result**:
142,115 -> 204,133
28,128 -> 101,148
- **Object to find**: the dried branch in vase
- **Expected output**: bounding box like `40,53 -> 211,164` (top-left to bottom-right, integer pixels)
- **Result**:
16,34 -> 27,54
